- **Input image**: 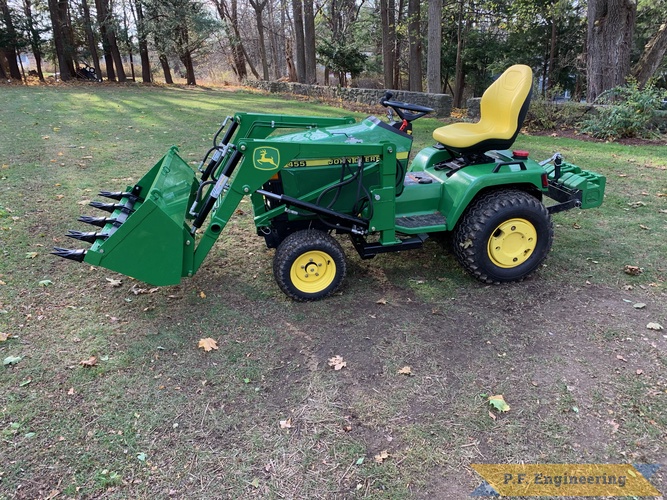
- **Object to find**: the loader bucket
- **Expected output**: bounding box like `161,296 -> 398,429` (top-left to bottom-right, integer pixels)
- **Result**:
60,147 -> 198,286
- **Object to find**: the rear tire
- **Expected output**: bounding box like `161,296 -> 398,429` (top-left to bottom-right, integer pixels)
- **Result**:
452,189 -> 553,284
273,229 -> 346,301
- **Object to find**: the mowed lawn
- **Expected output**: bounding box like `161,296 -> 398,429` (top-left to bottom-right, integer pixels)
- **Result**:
0,83 -> 666,499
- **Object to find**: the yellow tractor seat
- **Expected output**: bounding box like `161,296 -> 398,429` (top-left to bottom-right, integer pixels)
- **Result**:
433,64 -> 533,153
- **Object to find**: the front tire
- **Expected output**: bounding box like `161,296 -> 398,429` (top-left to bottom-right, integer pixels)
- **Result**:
452,189 -> 553,284
273,229 -> 346,301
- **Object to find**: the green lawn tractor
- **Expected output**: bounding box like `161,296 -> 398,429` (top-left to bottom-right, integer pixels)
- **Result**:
54,65 -> 606,301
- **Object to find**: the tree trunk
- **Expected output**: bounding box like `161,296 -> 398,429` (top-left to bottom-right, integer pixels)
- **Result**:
80,0 -> 102,80
121,3 -> 135,81
212,0 -> 248,81
239,39 -> 260,79
1,0 -> 23,79
108,32 -> 126,82
159,53 -> 173,84
181,50 -> 196,85
632,22 -> 667,87
57,0 -> 76,76
268,0 -> 280,79
292,0 -> 306,82
407,0 -> 422,91
426,0 -> 442,93
95,0 -> 115,80
393,0 -> 403,88
0,55 -> 7,78
303,0 -> 316,83
96,0 -> 126,82
47,0 -> 73,80
380,0 -> 394,88
174,15 -> 195,85
586,0 -> 636,102
249,0 -> 269,80
106,12 -> 127,82
285,36 -> 297,81
134,0 -> 151,82
452,0 -> 465,107
547,13 -> 557,92
22,0 -> 45,81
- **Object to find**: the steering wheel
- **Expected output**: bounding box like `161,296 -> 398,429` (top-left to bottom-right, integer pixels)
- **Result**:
380,92 -> 433,122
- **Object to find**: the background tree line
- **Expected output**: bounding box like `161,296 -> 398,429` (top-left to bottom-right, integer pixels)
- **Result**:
1,0 -> 666,103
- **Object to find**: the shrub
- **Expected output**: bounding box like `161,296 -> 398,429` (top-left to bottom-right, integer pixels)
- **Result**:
580,80 -> 666,140
526,100 -> 589,131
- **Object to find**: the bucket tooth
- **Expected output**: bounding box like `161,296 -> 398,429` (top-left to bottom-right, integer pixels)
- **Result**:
51,247 -> 87,262
99,190 -> 133,201
78,215 -> 117,228
89,201 -> 132,213
67,230 -> 109,243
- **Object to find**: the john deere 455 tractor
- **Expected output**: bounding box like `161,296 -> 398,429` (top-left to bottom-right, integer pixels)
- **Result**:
54,65 -> 606,301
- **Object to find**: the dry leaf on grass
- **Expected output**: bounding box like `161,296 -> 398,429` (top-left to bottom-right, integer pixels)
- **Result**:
279,418 -> 292,429
198,338 -> 218,352
130,284 -> 159,295
616,354 -> 628,362
623,265 -> 643,276
374,450 -> 390,463
79,356 -> 98,367
328,355 -> 346,370
105,277 -> 122,287
199,291 -> 207,299
397,366 -> 412,376
646,322 -> 663,331
376,298 -> 388,305
0,332 -> 9,342
607,419 -> 619,433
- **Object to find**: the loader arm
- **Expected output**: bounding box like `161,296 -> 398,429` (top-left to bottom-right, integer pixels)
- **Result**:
192,140 -> 400,274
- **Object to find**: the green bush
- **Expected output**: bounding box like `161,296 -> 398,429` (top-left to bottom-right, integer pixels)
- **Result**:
526,100 -> 589,131
580,80 -> 666,140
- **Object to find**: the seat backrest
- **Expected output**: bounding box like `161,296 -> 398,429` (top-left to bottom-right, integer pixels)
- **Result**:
479,64 -> 533,140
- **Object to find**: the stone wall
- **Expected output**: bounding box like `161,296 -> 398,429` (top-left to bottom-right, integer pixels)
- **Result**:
245,80 -> 452,118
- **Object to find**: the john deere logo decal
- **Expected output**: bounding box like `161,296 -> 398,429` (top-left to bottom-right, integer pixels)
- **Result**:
254,147 -> 281,171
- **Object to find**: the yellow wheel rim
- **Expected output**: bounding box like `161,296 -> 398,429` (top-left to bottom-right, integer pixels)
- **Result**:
487,218 -> 537,268
290,250 -> 337,294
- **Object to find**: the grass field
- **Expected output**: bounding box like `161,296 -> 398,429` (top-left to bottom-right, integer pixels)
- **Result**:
1,83 -> 666,499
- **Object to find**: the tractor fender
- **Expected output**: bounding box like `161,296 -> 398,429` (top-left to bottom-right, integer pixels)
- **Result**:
409,145 -> 546,230
441,169 -> 545,230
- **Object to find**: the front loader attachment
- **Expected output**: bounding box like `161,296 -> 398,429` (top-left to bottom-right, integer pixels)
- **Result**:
55,146 -> 198,285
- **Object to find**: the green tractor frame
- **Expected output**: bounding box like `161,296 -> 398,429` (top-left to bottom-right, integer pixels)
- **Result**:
54,65 -> 606,301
